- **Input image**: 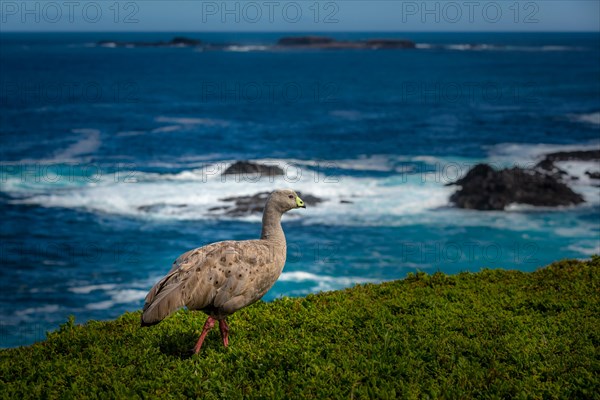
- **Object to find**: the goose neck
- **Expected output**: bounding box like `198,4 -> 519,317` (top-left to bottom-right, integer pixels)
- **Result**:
260,203 -> 285,244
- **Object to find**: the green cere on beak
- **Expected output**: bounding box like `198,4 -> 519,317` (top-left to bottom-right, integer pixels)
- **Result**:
296,196 -> 306,208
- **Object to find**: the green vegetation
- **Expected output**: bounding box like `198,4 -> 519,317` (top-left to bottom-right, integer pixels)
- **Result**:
2,258 -> 599,399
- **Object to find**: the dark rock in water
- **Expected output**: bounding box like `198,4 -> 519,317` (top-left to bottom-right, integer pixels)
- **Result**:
364,39 -> 416,49
217,191 -> 323,216
276,36 -> 415,50
219,193 -> 269,216
586,171 -> 600,179
98,37 -> 202,48
449,163 -> 584,210
170,37 -> 202,46
296,192 -> 324,206
222,161 -> 284,177
535,158 -> 568,177
277,36 -> 334,46
543,150 -> 600,162
340,200 -> 353,204
535,149 -> 600,181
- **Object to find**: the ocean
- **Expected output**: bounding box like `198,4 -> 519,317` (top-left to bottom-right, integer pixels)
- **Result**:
0,32 -> 599,348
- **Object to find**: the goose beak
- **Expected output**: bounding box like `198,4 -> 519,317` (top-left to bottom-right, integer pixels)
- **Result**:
296,196 -> 306,208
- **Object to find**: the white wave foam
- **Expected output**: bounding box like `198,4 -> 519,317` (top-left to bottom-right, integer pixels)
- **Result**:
554,160 -> 600,205
86,301 -> 114,310
446,44 -> 491,51
487,142 -> 600,166
556,161 -> 600,179
541,45 -> 582,52
145,117 -> 230,135
567,241 -> 600,256
85,289 -> 147,310
2,154 -> 596,228
155,116 -> 229,126
1,157 -> 453,225
68,284 -> 118,294
224,45 -> 269,52
279,271 -> 379,285
15,305 -> 60,316
116,130 -> 146,137
151,125 -> 181,133
442,44 -> 584,52
505,203 -> 579,212
415,43 -> 433,49
279,271 -> 380,293
52,129 -> 101,161
328,154 -> 395,172
570,112 -> 600,125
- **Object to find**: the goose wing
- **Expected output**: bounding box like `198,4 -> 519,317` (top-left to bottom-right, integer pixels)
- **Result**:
141,240 -> 283,325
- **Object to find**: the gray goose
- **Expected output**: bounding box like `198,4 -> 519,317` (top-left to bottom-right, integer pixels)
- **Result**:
141,189 -> 305,353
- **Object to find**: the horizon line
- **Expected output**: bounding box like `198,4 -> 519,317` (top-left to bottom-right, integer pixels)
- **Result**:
2,30 -> 598,34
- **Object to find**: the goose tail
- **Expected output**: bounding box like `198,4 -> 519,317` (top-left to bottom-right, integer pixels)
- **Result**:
140,274 -> 186,327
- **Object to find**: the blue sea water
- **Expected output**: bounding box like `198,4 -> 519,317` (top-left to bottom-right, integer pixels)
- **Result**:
1,32 -> 599,347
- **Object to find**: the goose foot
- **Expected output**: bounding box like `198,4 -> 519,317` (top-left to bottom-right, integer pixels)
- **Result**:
219,319 -> 229,347
193,316 -> 216,354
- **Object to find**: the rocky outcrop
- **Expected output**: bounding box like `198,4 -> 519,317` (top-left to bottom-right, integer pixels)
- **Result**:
364,39 -> 417,49
535,149 -> 600,180
222,161 -> 284,177
586,171 -> 600,180
170,37 -> 203,46
277,36 -> 335,46
276,36 -> 415,50
541,150 -> 600,162
449,164 -> 584,210
535,158 -> 568,178
212,192 -> 323,216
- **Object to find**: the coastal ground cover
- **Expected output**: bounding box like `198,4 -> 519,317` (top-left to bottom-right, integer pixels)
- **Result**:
1,257 -> 598,399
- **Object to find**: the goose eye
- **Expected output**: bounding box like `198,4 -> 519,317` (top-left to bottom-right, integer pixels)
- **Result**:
288,195 -> 294,199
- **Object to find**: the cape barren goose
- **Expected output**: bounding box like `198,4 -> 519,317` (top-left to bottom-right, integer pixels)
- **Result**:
141,189 -> 306,353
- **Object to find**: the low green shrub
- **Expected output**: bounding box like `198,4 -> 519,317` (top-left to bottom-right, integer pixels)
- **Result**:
2,257 -> 598,399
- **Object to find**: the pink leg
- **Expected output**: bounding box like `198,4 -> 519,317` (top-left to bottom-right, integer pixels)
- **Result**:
219,319 -> 229,347
193,316 -> 216,354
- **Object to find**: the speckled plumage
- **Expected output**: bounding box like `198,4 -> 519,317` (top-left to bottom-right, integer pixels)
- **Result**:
141,239 -> 286,324
140,189 -> 305,348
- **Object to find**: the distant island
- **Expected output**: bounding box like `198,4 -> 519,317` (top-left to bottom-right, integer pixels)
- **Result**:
96,36 -> 416,51
276,36 -> 416,49
97,37 -> 203,48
